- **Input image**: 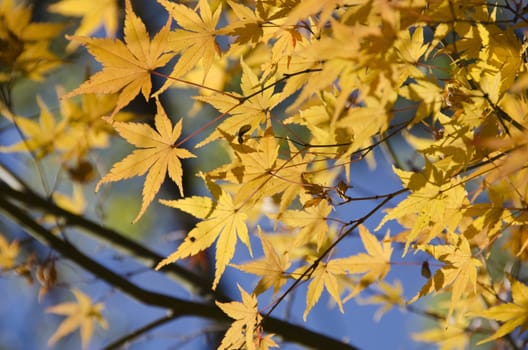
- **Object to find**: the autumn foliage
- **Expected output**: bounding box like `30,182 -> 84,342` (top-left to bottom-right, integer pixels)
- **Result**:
1,0 -> 528,349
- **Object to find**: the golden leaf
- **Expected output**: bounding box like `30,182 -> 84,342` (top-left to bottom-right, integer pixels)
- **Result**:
0,0 -> 64,81
216,285 -> 276,350
0,96 -> 77,158
47,289 -> 108,349
156,0 -> 222,93
96,99 -> 195,223
63,0 -> 175,117
410,233 -> 482,320
473,276 -> 528,345
157,190 -> 251,289
0,234 -> 19,270
48,0 -> 119,50
232,229 -> 291,295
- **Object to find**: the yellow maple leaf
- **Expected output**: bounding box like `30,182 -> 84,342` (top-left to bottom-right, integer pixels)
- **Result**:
195,59 -> 283,147
222,1 -> 264,47
0,96 -> 77,158
336,226 -> 393,299
46,289 -> 108,349
302,259 -> 345,321
300,226 -> 392,320
156,0 -> 222,93
52,184 -> 86,215
285,92 -> 352,156
157,190 -> 251,289
207,126 -> 309,214
231,128 -> 306,209
396,26 -> 429,63
0,0 -> 64,81
232,229 -> 291,295
410,233 -> 482,320
399,78 -> 445,124
0,234 -> 19,270
96,99 -> 195,223
57,87 -> 137,161
216,285 -> 276,350
412,313 -> 470,350
377,164 -> 467,254
285,0 -> 344,29
358,280 -> 405,321
63,0 -> 175,117
279,200 -> 332,250
474,276 -> 528,345
472,24 -> 522,105
48,0 -> 119,50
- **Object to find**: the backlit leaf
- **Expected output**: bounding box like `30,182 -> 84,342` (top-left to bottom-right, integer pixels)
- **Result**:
410,233 -> 482,319
63,0 -> 175,117
474,276 -> 528,345
157,191 -> 251,289
232,229 -> 291,295
48,0 -> 119,50
216,285 -> 276,350
46,289 -> 108,349
156,0 -> 222,93
96,99 -> 195,223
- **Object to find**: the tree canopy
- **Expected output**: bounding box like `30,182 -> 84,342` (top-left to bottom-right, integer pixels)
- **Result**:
1,0 -> 528,349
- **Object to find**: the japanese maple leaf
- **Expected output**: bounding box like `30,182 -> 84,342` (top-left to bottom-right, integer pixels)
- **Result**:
195,60 -> 283,147
46,289 -> 108,349
475,276 -> 528,344
216,285 -> 276,350
336,226 -> 393,282
156,0 -> 222,93
0,234 -> 19,270
230,129 -> 305,209
410,233 -> 482,319
360,280 -> 405,321
302,226 -> 393,320
376,166 -> 467,254
48,0 -> 119,50
302,259 -> 346,321
96,100 -> 195,223
285,0 -> 345,28
63,0 -> 174,117
56,86 -> 137,161
280,200 -> 332,250
232,229 -> 291,295
157,191 -> 251,289
0,96 -> 77,158
0,0 -> 64,81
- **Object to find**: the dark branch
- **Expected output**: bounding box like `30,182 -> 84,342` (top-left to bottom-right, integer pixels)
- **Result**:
0,187 -> 360,350
0,179 -> 219,300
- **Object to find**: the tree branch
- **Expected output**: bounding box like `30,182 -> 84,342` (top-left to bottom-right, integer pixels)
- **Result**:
0,189 -> 359,350
0,178 -> 219,299
103,313 -> 180,350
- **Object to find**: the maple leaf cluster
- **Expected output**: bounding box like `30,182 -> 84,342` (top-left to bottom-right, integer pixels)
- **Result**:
0,0 -> 64,82
2,0 -> 528,349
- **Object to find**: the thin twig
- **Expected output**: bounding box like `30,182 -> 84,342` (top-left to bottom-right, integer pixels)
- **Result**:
103,312 -> 180,350
0,192 -> 360,350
